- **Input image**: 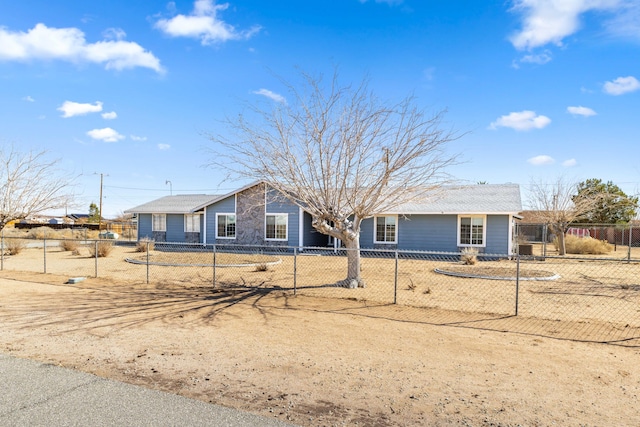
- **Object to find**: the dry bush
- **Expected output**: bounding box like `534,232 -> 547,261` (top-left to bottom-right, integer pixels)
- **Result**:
254,263 -> 269,272
60,239 -> 80,252
460,247 -> 478,265
5,238 -> 27,255
27,226 -> 61,239
89,241 -> 114,257
136,238 -> 155,252
557,235 -> 613,255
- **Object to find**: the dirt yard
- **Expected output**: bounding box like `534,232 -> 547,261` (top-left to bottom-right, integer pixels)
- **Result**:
1,245 -> 639,425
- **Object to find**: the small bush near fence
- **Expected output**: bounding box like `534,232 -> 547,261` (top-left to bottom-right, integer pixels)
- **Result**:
460,247 -> 478,265
89,241 -> 114,258
136,238 -> 155,253
4,238 -> 26,255
556,235 -> 613,255
60,239 -> 80,252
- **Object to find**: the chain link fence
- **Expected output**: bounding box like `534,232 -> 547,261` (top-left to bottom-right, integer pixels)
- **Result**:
1,235 -> 639,345
516,222 -> 640,258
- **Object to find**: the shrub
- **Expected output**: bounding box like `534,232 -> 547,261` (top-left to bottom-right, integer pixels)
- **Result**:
557,235 -> 612,255
136,238 -> 155,252
5,238 -> 26,255
254,263 -> 269,272
61,239 -> 80,252
28,226 -> 59,239
89,241 -> 114,257
460,247 -> 478,265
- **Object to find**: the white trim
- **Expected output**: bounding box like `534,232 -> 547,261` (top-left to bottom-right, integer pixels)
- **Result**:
374,214 -> 398,244
298,207 -> 304,248
457,214 -> 487,247
265,213 -> 288,241
215,213 -> 237,239
203,207 -> 207,245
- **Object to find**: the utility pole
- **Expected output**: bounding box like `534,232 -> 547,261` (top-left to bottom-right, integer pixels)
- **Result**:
95,173 -> 108,232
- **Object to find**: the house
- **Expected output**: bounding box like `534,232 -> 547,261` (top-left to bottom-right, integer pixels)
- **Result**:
125,182 -> 522,254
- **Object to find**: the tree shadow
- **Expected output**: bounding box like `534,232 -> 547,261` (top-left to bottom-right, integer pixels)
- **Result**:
1,274 -> 638,348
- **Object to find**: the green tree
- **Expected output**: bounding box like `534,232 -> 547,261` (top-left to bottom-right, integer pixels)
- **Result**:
88,202 -> 101,223
573,179 -> 638,224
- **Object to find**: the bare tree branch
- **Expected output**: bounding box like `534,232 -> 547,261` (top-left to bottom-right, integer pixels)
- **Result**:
0,145 -> 76,231
205,69 -> 461,286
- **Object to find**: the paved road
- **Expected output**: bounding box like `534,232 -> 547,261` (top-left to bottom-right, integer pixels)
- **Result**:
1,353 -> 296,427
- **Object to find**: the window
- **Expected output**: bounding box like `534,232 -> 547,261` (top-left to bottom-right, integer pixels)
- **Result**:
216,214 -> 236,239
266,214 -> 287,240
375,215 -> 397,243
184,214 -> 200,233
152,214 -> 166,232
459,215 -> 485,246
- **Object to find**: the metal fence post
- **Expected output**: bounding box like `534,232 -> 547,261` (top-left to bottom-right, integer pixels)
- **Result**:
293,247 -> 297,295
393,251 -> 398,304
43,236 -> 47,274
212,244 -> 217,287
146,241 -> 150,284
94,240 -> 98,278
1,229 -> 4,271
628,225 -> 632,262
515,254 -> 520,316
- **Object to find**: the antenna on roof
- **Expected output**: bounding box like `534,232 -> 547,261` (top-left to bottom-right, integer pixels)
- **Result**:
166,180 -> 173,195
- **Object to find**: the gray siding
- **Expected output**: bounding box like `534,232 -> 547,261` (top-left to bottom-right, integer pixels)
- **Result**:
360,214 -> 511,253
266,191 -> 300,246
485,215 -> 510,254
205,195 -> 236,243
138,214 -> 153,240
166,214 -> 185,243
303,212 -> 330,247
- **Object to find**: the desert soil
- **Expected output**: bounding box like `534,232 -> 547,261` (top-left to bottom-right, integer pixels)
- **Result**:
0,247 -> 639,426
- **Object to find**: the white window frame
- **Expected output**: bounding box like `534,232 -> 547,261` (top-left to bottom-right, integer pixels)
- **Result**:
184,214 -> 201,233
457,215 -> 486,247
374,215 -> 398,244
265,213 -> 288,241
216,213 -> 236,239
152,214 -> 166,232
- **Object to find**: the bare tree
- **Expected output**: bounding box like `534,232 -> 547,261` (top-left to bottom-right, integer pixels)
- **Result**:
208,70 -> 459,287
527,177 -> 600,255
0,145 -> 75,232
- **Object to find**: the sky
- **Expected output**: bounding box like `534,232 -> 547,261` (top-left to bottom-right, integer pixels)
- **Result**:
1,0 -> 640,218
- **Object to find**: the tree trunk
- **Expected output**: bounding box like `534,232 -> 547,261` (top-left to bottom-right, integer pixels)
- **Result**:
343,236 -> 365,288
557,232 -> 566,256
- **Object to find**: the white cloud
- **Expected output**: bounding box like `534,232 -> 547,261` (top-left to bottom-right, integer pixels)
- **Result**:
528,155 -> 555,166
603,1 -> 640,40
158,143 -> 171,150
87,127 -> 125,142
103,27 -> 126,41
252,88 -> 286,104
0,23 -> 164,73
603,76 -> 640,95
512,50 -> 553,68
489,110 -> 551,131
23,95 -> 34,102
58,101 -> 103,118
509,0 -> 620,50
567,105 -> 597,116
155,0 -> 261,45
101,111 -> 117,120
130,135 -> 147,141
562,158 -> 577,167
